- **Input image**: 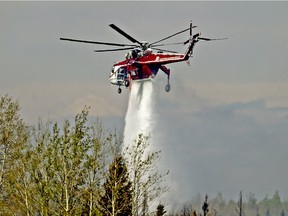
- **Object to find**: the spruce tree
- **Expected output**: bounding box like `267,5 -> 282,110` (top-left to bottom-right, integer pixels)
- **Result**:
156,203 -> 166,216
202,195 -> 209,216
98,155 -> 132,216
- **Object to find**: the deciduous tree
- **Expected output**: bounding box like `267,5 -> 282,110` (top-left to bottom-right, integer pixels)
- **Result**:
0,95 -> 30,214
124,134 -> 169,216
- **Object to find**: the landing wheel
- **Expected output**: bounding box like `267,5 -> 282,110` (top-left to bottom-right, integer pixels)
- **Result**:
125,80 -> 130,88
118,88 -> 122,94
165,83 -> 170,92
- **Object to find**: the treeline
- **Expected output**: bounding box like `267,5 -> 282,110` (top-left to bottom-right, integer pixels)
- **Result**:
1,94 -> 287,216
0,94 -> 168,215
168,191 -> 288,216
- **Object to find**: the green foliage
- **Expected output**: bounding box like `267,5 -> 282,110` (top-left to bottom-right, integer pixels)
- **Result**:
124,133 -> 169,216
29,107 -> 118,215
0,94 -> 31,214
0,95 -> 124,215
22,108 -> 95,215
3,94 -> 288,216
98,155 -> 132,216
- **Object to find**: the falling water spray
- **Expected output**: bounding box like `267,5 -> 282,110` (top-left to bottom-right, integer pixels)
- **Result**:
122,78 -> 189,211
123,80 -> 155,147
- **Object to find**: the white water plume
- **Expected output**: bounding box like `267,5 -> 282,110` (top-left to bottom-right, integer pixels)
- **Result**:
123,80 -> 155,147
123,79 -> 162,213
123,78 -> 187,212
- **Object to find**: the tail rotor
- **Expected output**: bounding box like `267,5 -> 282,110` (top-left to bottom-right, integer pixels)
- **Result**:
190,21 -> 193,37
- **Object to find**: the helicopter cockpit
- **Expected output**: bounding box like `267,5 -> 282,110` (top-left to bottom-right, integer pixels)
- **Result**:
109,65 -> 129,93
116,67 -> 127,82
110,66 -> 127,82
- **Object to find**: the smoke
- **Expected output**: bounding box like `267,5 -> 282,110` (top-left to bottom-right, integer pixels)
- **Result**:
122,75 -> 288,211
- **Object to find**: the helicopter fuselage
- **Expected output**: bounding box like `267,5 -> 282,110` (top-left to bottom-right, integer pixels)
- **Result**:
109,51 -> 187,90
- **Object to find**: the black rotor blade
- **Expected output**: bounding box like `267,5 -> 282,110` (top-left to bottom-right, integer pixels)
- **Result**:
60,37 -> 134,47
150,42 -> 186,47
198,37 -> 228,41
94,47 -> 138,52
109,24 -> 142,45
152,48 -> 178,53
184,39 -> 190,45
150,26 -> 197,46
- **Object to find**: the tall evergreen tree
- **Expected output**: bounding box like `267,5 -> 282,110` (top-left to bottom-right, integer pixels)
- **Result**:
202,195 -> 209,216
156,203 -> 166,216
235,191 -> 245,216
98,155 -> 132,216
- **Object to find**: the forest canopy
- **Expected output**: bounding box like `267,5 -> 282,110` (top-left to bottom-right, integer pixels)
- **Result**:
0,94 -> 287,216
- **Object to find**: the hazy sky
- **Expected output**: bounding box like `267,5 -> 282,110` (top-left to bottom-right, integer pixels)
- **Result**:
1,1 -> 288,203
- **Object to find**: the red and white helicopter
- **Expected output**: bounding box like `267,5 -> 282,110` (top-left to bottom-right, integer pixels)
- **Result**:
60,22 -> 226,94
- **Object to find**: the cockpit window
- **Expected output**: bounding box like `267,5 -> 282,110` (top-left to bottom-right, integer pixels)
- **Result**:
118,68 -> 126,74
117,67 -> 126,80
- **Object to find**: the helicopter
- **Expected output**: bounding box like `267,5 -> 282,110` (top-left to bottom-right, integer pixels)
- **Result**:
60,22 -> 226,94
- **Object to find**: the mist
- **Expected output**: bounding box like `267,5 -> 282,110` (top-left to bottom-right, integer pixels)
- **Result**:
122,74 -> 288,209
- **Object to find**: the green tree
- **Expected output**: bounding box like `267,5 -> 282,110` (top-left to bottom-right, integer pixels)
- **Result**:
29,120 -> 66,215
124,134 -> 169,216
247,192 -> 257,209
98,155 -> 132,216
0,95 -> 132,215
82,120 -> 112,216
45,108 -> 93,215
28,107 -> 106,215
271,190 -> 282,216
0,94 -> 31,214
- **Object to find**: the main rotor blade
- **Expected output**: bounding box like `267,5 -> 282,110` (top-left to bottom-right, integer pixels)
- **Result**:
152,48 -> 178,53
150,26 -> 197,46
109,24 -> 142,45
94,47 -> 138,52
198,37 -> 228,41
150,42 -> 186,47
60,37 -> 134,47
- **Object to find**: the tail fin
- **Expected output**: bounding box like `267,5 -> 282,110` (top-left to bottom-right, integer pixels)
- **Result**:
184,32 -> 200,60
184,21 -> 200,60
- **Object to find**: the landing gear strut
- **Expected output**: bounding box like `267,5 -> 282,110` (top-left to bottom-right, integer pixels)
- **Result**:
165,75 -> 170,92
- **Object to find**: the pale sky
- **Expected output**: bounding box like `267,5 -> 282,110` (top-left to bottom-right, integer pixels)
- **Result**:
1,1 -> 288,203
